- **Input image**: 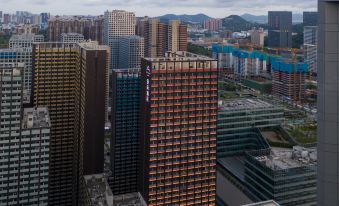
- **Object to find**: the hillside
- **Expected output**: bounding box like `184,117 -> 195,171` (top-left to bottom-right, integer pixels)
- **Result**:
222,15 -> 255,32
241,13 -> 267,23
158,14 -> 211,23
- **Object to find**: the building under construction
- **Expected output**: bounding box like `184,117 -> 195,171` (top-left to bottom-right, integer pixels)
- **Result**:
271,59 -> 308,103
212,44 -> 269,79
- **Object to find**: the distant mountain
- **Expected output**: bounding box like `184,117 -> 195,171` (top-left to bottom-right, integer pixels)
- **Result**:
241,13 -> 267,23
241,13 -> 304,24
157,14 -> 211,23
222,15 -> 255,32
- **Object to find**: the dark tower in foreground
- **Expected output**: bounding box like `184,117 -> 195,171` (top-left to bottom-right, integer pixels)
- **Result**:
140,51 -> 218,205
317,1 -> 339,205
32,42 -> 109,205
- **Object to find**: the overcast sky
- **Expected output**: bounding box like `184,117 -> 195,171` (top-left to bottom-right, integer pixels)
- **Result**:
1,0 -> 317,17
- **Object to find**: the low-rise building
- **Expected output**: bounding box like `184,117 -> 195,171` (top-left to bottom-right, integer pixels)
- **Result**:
218,98 -> 284,158
245,147 -> 317,206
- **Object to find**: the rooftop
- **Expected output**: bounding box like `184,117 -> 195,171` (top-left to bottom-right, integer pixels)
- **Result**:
10,34 -> 44,41
219,98 -> 276,112
22,107 -> 50,129
144,51 -> 215,62
61,33 -> 85,37
113,192 -> 147,206
84,174 -> 113,206
78,41 -> 110,51
242,200 -> 280,206
254,146 -> 317,170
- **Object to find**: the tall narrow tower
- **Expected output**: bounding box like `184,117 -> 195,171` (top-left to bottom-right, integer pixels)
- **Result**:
317,1 -> 339,205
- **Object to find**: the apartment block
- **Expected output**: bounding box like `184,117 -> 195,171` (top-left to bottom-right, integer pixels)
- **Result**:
140,51 -> 218,205
203,19 -> 223,31
136,18 -> 187,58
0,63 -> 50,205
7,34 -> 44,97
60,32 -> 85,43
271,59 -> 308,102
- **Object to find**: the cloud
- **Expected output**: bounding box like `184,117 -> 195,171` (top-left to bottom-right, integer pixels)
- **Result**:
0,0 -> 317,17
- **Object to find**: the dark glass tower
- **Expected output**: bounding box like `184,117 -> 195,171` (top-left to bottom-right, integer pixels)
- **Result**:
268,11 -> 292,48
111,68 -> 141,195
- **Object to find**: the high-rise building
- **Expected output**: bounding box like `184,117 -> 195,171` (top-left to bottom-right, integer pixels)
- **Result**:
32,41 -> 109,205
40,13 -> 49,28
136,18 -> 188,58
119,35 -> 144,69
0,63 -> 50,205
268,11 -> 292,48
48,15 -> 103,43
251,27 -> 265,47
303,11 -> 318,26
317,1 -> 339,206
271,59 -> 308,102
60,33 -> 85,43
304,26 -> 318,74
5,34 -> 44,99
90,16 -> 104,45
111,69 -> 141,195
203,19 -> 223,31
0,11 -> 2,23
3,14 -> 10,24
103,10 -> 136,70
139,51 -> 218,205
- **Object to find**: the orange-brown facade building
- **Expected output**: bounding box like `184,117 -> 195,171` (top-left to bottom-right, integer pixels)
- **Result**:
140,51 -> 218,205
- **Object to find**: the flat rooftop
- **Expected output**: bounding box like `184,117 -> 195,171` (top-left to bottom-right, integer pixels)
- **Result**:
219,98 -> 276,112
84,174 -> 113,206
218,156 -> 246,182
254,147 -> 317,170
113,192 -> 147,206
10,34 -> 44,41
242,200 -> 280,206
144,51 -> 215,62
61,32 -> 84,37
22,107 -> 50,129
78,41 -> 109,50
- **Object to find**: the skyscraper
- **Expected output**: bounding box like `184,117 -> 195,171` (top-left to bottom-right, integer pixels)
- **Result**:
119,35 -> 144,69
103,10 -> 136,70
32,41 -> 109,205
304,26 -> 318,74
303,11 -> 318,26
317,1 -> 339,205
137,18 -> 188,58
0,63 -> 50,205
139,51 -> 218,205
268,11 -> 292,48
111,68 -> 141,195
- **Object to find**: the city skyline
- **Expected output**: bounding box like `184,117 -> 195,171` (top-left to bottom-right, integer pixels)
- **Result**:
0,0 -> 317,18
